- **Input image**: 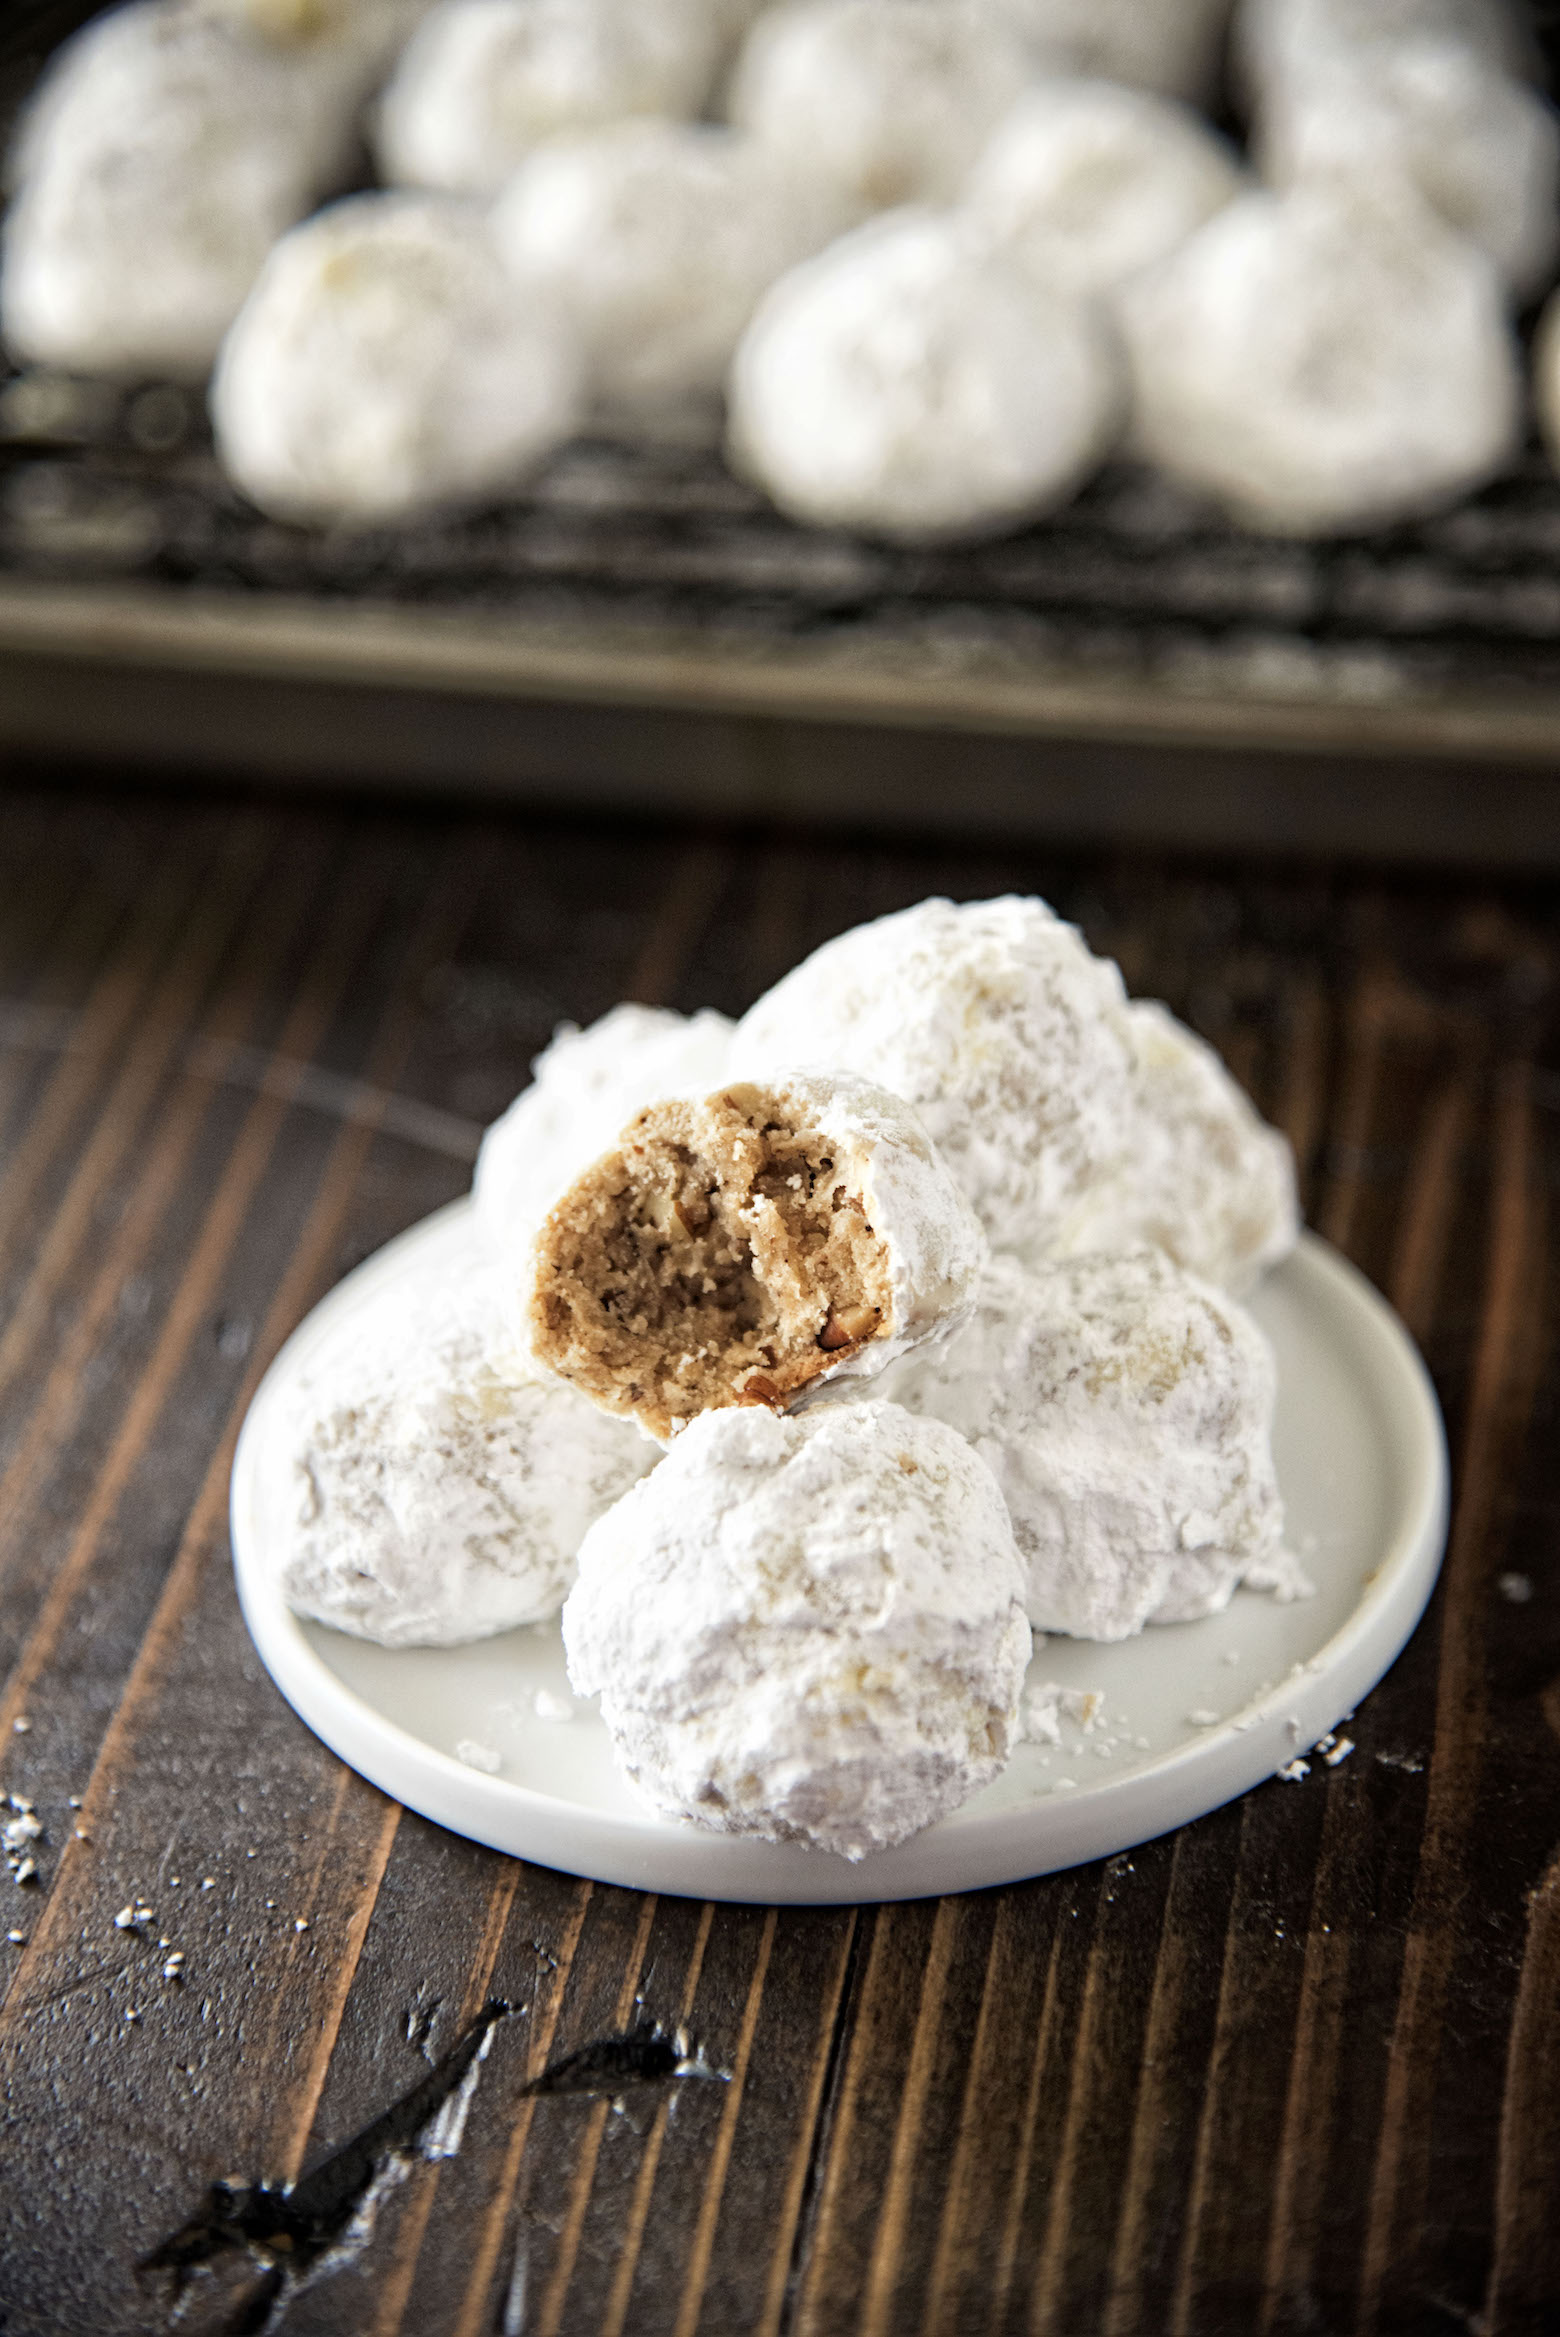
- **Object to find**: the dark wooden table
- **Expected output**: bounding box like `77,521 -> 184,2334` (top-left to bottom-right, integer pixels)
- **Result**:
0,769 -> 1556,2337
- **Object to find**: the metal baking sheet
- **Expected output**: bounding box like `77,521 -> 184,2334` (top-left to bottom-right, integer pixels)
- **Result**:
6,0 -> 1560,862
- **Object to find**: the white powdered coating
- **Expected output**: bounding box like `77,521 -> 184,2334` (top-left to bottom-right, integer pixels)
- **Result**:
200,0 -> 436,85
211,193 -> 582,524
474,1004 -> 737,1263
1257,35 -> 1560,300
727,0 -> 1028,213
729,208 -> 1120,542
281,1220 -> 654,1647
1119,184 -> 1521,536
2,0 -> 354,380
5,0 -> 355,190
1235,0 -> 1537,109
880,1249 -> 1292,1637
563,1402 -> 1031,1859
375,0 -> 723,195
1068,1001 -> 1299,1295
492,121 -> 851,405
964,79 -> 1244,302
978,0 -> 1234,104
734,895 -> 1137,1256
878,1247 -> 1292,1641
1020,1679 -> 1104,1744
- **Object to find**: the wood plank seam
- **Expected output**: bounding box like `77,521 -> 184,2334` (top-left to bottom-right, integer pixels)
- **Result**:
1026,1878 -> 1127,2336
0,830 -> 230,1270
761,1909 -> 866,2337
1257,1044 -> 1475,2330
0,831 -> 314,1591
1164,1803 -> 1256,2337
0,856 -> 162,1196
522,1890 -> 662,2337
0,841 -> 483,2042
1358,1066 -> 1544,2329
0,819 -> 273,1430
858,1898 -> 963,2337
670,1905 -> 779,2337
448,1881 -> 596,2337
623,838 -> 734,1008
1275,973 -> 1330,1218
273,1785 -> 405,2185
783,1906 -> 882,2336
1485,1844 -> 1560,2325
988,1916 -> 1070,2334
1098,1864 -> 1192,2337
0,842 -> 405,1749
1315,961 -> 1397,1254
366,1858 -> 526,2337
919,1897 -> 1021,2335
596,1900 -> 717,2337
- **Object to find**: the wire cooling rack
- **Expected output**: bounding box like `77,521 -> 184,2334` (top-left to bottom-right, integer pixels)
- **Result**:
6,0 -> 1560,850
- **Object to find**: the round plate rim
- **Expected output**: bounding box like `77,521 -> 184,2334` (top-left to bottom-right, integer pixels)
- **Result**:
230,1204 -> 1449,1906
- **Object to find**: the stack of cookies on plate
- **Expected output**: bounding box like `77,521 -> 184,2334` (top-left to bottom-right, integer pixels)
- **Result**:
278,896 -> 1307,1861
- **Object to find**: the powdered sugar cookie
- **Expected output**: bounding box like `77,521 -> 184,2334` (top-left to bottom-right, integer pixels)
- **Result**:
1531,285 -> 1560,474
965,78 -> 1244,301
726,0 -> 1028,212
211,192 -> 582,522
1235,0 -> 1537,109
492,120 -> 850,404
1119,183 -> 1521,534
734,895 -> 1138,1255
525,1070 -> 986,1441
728,207 -> 1121,540
880,1247 -> 1297,1640
1069,1001 -> 1299,1294
1256,33 -> 1560,299
280,1219 -> 654,1647
563,1401 -> 1030,1858
3,0 -> 354,379
374,0 -> 723,195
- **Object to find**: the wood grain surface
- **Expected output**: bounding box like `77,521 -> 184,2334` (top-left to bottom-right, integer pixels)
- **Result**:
0,774 -> 1556,2337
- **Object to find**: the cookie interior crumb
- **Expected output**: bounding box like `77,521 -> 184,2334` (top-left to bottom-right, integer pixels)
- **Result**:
529,1083 -> 894,1439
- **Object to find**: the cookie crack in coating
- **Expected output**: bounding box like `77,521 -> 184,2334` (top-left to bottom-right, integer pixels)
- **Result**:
530,1082 -> 897,1439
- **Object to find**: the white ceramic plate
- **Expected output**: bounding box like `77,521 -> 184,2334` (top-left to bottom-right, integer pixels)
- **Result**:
231,1203 -> 1448,1906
